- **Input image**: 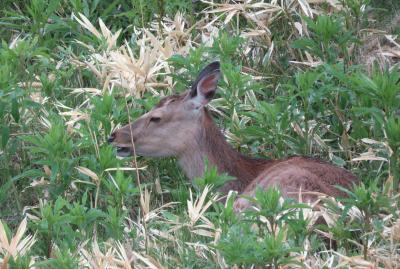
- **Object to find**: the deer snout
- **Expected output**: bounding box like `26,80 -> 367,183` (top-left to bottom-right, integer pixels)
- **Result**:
107,132 -> 116,143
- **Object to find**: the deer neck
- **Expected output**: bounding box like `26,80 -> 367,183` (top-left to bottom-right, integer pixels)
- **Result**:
178,111 -> 268,193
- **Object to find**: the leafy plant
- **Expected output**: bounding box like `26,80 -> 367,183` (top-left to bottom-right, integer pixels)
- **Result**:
292,15 -> 358,66
193,159 -> 235,192
0,0 -> 399,267
218,188 -> 305,268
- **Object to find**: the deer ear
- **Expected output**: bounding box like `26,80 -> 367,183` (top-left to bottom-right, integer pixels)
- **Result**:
189,61 -> 221,107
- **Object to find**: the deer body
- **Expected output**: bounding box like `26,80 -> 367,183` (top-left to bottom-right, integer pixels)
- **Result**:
109,62 -> 359,211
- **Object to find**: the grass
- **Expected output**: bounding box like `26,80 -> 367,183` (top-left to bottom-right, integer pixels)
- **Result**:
0,0 -> 399,268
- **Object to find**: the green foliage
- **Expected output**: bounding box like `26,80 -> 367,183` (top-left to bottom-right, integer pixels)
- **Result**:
30,196 -> 105,255
36,248 -> 80,269
23,119 -> 76,197
244,188 -> 310,233
326,180 -> 394,259
218,189 -> 304,268
0,38 -> 46,149
0,0 -> 399,267
292,15 -> 358,65
193,159 -> 235,191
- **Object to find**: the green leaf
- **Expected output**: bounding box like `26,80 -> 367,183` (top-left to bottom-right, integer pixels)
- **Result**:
1,125 -> 10,148
0,101 -> 5,120
0,180 -> 13,204
11,169 -> 45,182
11,98 -> 19,123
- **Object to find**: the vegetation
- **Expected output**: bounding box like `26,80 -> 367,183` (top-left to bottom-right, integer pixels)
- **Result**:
0,0 -> 399,268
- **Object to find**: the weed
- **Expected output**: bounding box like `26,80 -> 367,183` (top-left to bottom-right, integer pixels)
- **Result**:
0,0 -> 399,268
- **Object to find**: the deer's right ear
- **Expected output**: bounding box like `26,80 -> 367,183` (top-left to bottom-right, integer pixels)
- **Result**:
189,61 -> 221,108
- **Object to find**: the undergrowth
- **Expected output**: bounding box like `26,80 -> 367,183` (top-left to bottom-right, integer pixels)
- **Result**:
0,0 -> 399,268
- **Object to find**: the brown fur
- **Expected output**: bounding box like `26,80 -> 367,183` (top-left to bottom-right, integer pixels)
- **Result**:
200,110 -> 273,193
109,63 -> 359,212
195,110 -> 359,203
154,94 -> 185,108
111,98 -> 359,212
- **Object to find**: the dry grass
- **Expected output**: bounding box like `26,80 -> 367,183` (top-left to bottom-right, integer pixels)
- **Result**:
71,12 -> 194,98
358,13 -> 400,73
1,1 -> 399,268
0,218 -> 36,268
70,1 -> 340,99
53,4 -> 400,268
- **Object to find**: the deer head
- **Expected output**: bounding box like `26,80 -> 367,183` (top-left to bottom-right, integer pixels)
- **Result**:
108,61 -> 221,158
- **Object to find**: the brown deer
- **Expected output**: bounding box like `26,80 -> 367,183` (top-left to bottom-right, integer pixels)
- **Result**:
108,61 -> 359,212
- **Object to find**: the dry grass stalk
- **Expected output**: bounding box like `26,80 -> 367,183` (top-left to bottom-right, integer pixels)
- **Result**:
186,186 -> 218,237
72,13 -> 194,98
7,4 -> 396,269
79,240 -> 164,269
201,0 -> 341,37
0,218 -> 36,268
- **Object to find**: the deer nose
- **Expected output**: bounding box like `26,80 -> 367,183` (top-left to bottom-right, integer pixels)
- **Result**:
107,133 -> 115,143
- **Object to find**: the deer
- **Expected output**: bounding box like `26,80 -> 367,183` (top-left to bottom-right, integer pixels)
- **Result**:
108,61 -> 359,212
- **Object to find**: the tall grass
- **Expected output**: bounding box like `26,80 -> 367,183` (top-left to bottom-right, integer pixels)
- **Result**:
0,0 -> 399,268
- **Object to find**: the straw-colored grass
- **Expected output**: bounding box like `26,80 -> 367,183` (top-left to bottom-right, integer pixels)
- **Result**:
1,0 -> 399,268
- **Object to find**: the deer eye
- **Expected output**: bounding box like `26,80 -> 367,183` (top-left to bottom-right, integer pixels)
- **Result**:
150,117 -> 161,123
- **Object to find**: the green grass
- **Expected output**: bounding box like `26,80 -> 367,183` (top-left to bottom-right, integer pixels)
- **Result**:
0,0 -> 399,268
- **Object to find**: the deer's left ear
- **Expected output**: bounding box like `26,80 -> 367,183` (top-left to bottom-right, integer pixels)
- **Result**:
189,61 -> 221,108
